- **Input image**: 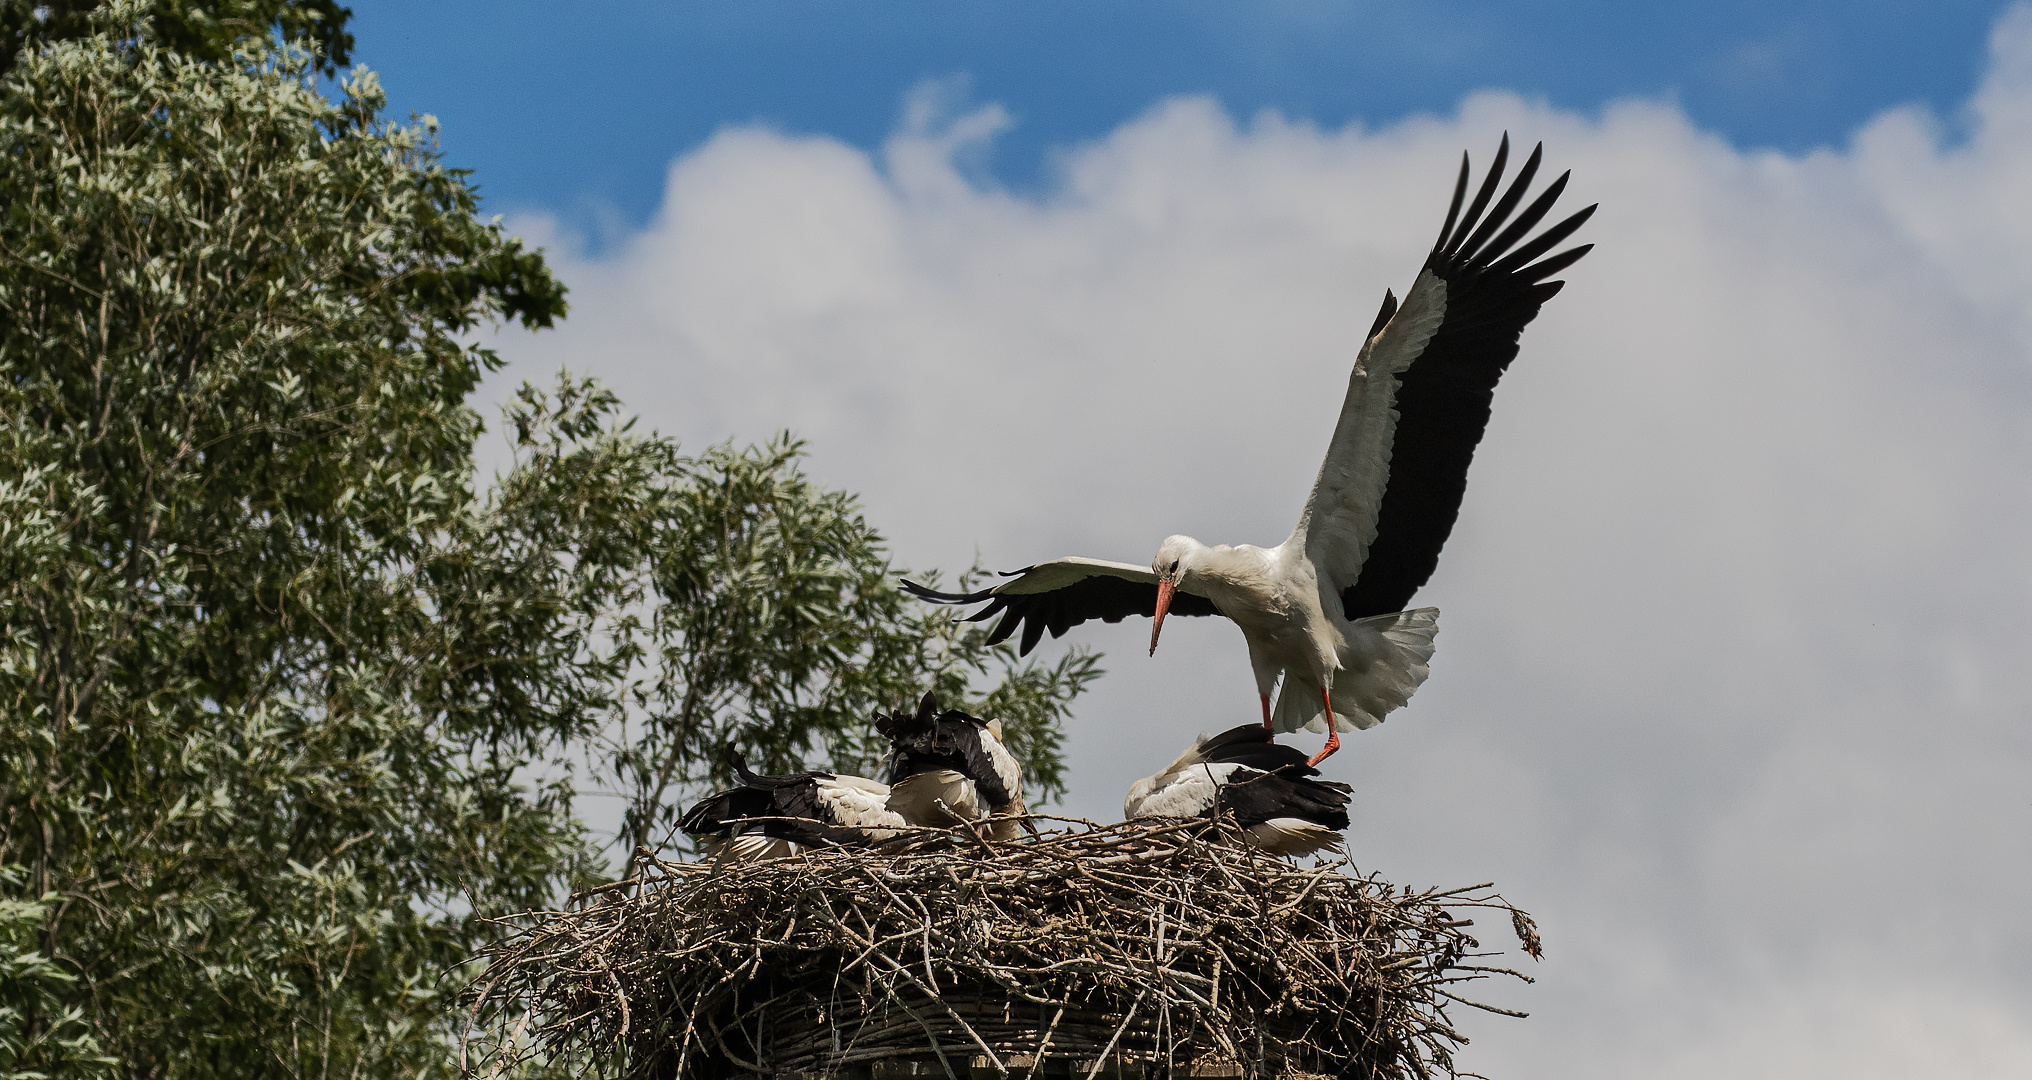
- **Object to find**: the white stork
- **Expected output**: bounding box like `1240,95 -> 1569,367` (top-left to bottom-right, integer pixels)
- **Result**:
906,136 -> 1594,765
877,692 -> 1028,841
677,748 -> 905,863
1124,724 -> 1353,857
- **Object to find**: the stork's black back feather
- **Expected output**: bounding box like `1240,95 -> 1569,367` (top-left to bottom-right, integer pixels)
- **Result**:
1340,134 -> 1595,619
903,574 -> 1220,657
876,691 -> 1016,808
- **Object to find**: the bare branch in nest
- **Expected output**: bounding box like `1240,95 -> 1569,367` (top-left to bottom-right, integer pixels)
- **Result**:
460,817 -> 1541,1080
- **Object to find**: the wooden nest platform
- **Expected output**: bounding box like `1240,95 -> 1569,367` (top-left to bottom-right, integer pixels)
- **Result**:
464,818 -> 1542,1080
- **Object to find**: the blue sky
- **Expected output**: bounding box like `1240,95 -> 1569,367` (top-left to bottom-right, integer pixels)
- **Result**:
351,0 -> 2010,244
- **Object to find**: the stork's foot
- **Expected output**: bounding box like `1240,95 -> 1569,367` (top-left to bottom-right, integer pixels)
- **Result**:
1305,728 -> 1341,767
1305,688 -> 1340,767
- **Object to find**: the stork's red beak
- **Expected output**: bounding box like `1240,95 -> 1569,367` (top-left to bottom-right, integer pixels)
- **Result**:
1149,579 -> 1176,656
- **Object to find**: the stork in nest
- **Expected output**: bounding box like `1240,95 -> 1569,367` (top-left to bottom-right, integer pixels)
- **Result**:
1125,724 -> 1353,857
877,692 -> 1027,840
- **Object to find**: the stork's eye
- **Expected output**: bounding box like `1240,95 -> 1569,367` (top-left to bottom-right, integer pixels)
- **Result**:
1168,561 -> 1179,574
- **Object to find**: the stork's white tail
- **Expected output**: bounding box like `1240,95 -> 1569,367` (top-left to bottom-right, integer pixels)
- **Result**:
1272,607 -> 1439,734
1242,818 -> 1348,858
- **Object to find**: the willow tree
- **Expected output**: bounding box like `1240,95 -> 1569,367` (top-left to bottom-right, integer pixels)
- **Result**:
1,0 -> 352,76
0,19 -> 1096,1080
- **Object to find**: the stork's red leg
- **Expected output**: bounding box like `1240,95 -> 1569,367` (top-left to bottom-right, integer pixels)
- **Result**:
1306,688 -> 1341,767
1260,693 -> 1273,732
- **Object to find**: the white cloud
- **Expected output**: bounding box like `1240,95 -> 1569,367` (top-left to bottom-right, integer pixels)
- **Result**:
486,7 -> 2032,1076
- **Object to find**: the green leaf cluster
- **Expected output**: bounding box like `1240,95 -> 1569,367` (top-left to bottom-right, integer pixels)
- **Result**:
0,14 -> 1099,1080
2,0 -> 353,78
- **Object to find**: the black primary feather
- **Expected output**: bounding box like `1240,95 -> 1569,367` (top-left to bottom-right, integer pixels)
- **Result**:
875,691 -> 1015,809
677,748 -> 858,847
1339,134 -> 1595,620
1367,289 -> 1399,339
902,573 -> 1221,657
1215,768 -> 1353,832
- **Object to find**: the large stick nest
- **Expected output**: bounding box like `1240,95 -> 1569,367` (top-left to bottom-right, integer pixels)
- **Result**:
464,818 -> 1542,1080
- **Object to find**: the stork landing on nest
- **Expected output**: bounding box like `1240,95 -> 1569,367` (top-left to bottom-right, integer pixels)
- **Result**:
907,135 -> 1595,765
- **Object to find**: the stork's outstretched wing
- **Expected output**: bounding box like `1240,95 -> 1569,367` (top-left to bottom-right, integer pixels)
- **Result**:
902,557 -> 1221,655
1294,135 -> 1596,619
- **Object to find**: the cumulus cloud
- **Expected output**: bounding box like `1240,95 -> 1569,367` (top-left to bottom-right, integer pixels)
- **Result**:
485,8 -> 2032,1076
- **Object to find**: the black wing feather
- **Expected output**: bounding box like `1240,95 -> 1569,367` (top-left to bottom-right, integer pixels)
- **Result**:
1367,289 -> 1399,338
1456,142 -> 1541,262
1194,723 -> 1317,774
1215,768 -> 1353,831
1444,133 -> 1509,252
1186,724 -> 1348,830
1429,153 -> 1471,252
678,747 -> 856,846
903,573 -> 1221,657
1491,202 -> 1596,275
957,725 -> 1014,809
1477,171 -> 1570,265
1339,136 -> 1595,620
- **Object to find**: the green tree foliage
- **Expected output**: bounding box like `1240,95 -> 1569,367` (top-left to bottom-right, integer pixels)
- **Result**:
0,17 -> 1098,1080
0,868 -> 113,1078
1,0 -> 352,77
0,28 -> 581,1080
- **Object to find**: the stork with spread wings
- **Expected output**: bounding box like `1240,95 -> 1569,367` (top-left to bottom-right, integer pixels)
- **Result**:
907,136 -> 1594,764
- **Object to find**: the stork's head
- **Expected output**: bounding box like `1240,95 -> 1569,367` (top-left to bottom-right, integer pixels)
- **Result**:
1147,535 -> 1202,657
1123,775 -> 1156,820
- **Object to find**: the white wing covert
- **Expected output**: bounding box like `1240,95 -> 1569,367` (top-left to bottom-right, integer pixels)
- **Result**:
1290,136 -> 1597,624
1291,270 -> 1448,604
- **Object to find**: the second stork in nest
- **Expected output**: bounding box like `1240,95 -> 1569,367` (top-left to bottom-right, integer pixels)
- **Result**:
1125,724 -> 1353,857
878,692 -> 1027,840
